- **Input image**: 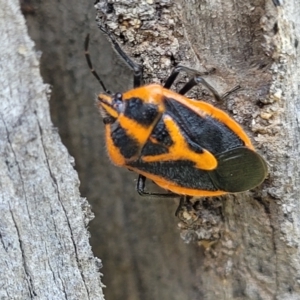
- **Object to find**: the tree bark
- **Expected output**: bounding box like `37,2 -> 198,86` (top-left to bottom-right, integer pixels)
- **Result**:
94,0 -> 300,299
19,0 -> 300,299
0,1 -> 104,299
180,1 -> 300,298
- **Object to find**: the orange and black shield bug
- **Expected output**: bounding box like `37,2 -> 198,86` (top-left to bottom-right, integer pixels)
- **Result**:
85,33 -> 267,199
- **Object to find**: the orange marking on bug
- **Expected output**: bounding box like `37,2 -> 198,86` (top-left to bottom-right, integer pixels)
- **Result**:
149,136 -> 159,144
98,93 -> 113,105
184,99 -> 254,149
99,102 -> 118,119
127,85 -> 253,149
157,86 -> 254,149
98,94 -> 119,119
123,85 -> 166,107
129,167 -> 227,197
142,115 -> 218,170
105,126 -> 126,167
118,115 -> 153,145
99,88 -> 165,152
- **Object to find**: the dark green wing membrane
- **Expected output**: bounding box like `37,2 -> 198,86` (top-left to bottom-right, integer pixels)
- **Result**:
209,147 -> 268,192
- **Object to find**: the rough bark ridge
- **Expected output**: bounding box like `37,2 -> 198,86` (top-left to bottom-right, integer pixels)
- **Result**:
182,1 -> 300,298
0,1 -> 104,299
95,0 -> 300,298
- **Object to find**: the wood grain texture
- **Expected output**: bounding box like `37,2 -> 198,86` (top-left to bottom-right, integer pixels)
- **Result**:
0,1 -> 104,299
21,0 -> 300,299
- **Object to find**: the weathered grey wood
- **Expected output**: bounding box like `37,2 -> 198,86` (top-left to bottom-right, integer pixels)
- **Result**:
0,1 -> 104,299
21,0 -> 300,299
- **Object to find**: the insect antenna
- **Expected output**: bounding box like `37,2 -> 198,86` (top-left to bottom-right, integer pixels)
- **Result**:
85,34 -> 111,94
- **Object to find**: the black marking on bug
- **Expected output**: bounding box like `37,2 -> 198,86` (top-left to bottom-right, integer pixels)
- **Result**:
141,118 -> 173,156
111,123 -> 140,159
129,160 -> 219,191
124,97 -> 159,126
150,118 -> 173,147
141,141 -> 169,156
163,97 -> 245,154
130,147 -> 268,193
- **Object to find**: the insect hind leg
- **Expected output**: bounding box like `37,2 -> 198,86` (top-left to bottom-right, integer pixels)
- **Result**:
164,65 -> 240,101
179,73 -> 241,101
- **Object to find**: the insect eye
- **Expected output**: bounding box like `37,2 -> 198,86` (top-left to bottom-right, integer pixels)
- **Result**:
113,92 -> 125,112
114,93 -> 123,103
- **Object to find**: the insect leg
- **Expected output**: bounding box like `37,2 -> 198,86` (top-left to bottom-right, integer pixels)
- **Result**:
99,26 -> 143,88
164,65 -> 240,101
174,196 -> 194,218
179,75 -> 241,101
175,196 -> 185,217
164,65 -> 215,90
136,175 -> 178,198
220,85 -> 241,99
163,67 -> 181,89
179,76 -> 222,100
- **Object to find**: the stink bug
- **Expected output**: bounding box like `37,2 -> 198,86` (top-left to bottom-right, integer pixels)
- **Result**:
85,33 -> 267,199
